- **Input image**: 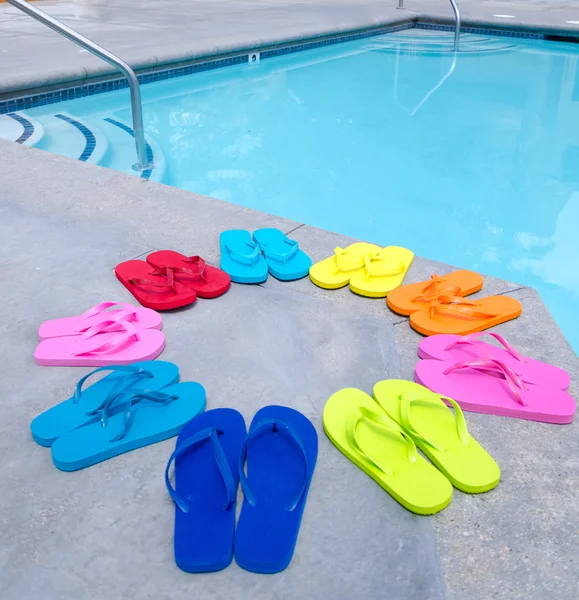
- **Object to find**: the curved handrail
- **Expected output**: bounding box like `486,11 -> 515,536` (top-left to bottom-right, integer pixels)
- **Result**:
397,0 -> 461,52
5,0 -> 153,171
448,0 -> 461,52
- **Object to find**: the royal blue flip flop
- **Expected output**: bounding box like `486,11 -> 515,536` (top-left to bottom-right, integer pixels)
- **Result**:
30,361 -> 179,447
234,406 -> 318,574
165,408 -> 247,573
51,382 -> 206,471
253,228 -> 312,281
219,230 -> 268,284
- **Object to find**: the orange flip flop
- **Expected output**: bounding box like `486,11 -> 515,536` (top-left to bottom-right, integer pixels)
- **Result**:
409,294 -> 522,336
387,270 -> 484,316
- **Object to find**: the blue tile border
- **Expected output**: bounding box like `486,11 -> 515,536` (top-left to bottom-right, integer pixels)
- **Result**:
103,117 -> 154,180
0,20 -> 552,115
54,113 -> 96,162
0,54 -> 251,115
416,22 -> 544,40
6,112 -> 34,144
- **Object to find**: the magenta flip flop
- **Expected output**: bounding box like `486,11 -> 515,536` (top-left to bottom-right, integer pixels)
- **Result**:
34,319 -> 165,367
417,332 -> 570,390
415,357 -> 576,424
38,302 -> 162,340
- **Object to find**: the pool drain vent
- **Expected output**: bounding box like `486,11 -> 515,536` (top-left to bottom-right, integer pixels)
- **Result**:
248,51 -> 260,64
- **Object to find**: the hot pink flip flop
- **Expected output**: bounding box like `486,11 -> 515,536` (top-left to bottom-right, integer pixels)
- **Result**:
38,302 -> 162,340
415,357 -> 576,424
34,319 -> 165,367
418,332 -> 570,391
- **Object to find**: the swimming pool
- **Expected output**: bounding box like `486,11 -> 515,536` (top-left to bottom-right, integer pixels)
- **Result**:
5,28 -> 579,351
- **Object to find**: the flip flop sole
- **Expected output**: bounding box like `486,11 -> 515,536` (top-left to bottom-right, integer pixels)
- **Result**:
34,329 -> 165,367
170,408 -> 247,573
410,296 -> 522,336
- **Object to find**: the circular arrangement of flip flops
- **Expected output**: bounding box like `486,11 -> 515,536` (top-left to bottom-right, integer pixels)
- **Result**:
31,229 -> 575,573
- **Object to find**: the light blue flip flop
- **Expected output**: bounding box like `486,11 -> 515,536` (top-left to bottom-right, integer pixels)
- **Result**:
30,361 -> 180,447
253,228 -> 312,281
220,230 -> 268,284
51,382 -> 206,471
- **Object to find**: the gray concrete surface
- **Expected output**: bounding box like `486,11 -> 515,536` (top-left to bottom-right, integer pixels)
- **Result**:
2,0 -> 579,95
2,1 -> 579,597
1,138 -> 579,600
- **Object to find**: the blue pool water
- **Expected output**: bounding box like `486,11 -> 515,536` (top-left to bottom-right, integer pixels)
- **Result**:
24,29 -> 579,351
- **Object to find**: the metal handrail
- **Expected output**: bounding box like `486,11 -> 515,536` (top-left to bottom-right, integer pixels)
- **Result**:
397,0 -> 461,52
6,0 -> 152,171
448,0 -> 461,52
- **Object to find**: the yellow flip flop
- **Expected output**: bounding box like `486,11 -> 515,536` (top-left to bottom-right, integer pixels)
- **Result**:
323,388 -> 452,515
373,380 -> 500,494
309,243 -> 382,289
349,246 -> 414,298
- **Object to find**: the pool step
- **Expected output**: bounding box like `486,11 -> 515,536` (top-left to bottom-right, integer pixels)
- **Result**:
0,112 -> 44,146
366,31 -> 516,54
0,111 -> 164,182
34,112 -> 108,165
96,116 -> 165,182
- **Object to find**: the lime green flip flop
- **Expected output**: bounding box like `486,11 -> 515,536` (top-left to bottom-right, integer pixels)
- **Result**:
373,380 -> 500,494
323,388 -> 452,515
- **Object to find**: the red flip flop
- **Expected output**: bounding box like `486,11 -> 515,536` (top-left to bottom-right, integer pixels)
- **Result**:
146,250 -> 231,299
115,260 -> 197,310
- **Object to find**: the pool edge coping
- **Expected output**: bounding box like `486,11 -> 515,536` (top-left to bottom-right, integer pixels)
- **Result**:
2,10 -> 579,108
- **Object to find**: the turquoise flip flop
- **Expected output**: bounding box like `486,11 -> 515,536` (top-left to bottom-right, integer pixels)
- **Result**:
30,361 -> 179,447
51,382 -> 206,471
252,228 -> 312,281
220,230 -> 268,284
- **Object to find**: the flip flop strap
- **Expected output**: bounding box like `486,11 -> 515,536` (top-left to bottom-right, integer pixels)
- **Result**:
73,364 -> 154,405
89,387 -> 170,423
129,267 -> 179,294
80,302 -> 134,320
150,264 -> 206,283
70,320 -> 139,356
347,406 -> 418,476
429,295 -> 497,320
399,391 -> 470,451
147,256 -> 208,283
181,256 -> 207,281
75,308 -> 138,333
411,274 -> 461,302
259,239 -> 299,264
362,255 -> 405,280
226,243 -> 261,266
99,389 -> 179,441
443,358 -> 528,406
332,247 -> 366,274
239,418 -> 308,512
446,332 -> 525,363
165,427 -> 236,513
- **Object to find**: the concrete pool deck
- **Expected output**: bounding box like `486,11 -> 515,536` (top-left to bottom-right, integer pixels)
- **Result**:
2,0 -> 579,96
2,0 -> 579,598
2,138 -> 579,600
